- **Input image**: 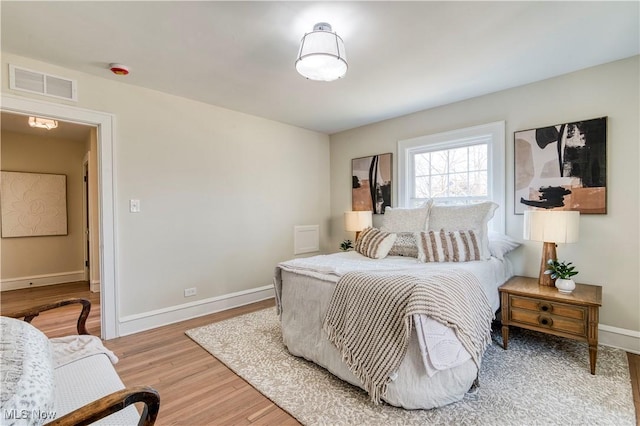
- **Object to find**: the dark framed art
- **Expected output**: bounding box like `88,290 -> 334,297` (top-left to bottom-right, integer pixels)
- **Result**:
514,117 -> 607,214
352,153 -> 392,214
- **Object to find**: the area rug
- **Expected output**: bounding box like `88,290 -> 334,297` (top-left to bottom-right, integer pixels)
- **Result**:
186,308 -> 636,425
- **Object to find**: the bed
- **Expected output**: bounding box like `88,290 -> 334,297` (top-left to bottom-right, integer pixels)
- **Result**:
273,202 -> 518,409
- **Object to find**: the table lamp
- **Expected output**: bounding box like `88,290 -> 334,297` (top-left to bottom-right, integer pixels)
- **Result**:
523,210 -> 580,286
344,211 -> 372,241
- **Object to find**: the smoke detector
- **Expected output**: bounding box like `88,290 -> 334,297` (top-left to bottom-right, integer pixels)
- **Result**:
109,63 -> 129,76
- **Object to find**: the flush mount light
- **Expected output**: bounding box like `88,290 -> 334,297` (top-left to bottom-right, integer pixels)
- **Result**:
295,22 -> 347,82
28,116 -> 58,130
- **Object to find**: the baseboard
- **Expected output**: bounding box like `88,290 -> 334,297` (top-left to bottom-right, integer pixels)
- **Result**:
599,324 -> 640,354
90,281 -> 101,293
0,271 -> 86,292
117,284 -> 275,337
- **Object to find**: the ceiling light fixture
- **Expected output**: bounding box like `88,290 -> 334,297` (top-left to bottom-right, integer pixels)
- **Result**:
295,22 -> 347,82
28,116 -> 58,130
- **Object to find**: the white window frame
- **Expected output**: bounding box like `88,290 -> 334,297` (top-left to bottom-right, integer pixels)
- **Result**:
398,121 -> 505,233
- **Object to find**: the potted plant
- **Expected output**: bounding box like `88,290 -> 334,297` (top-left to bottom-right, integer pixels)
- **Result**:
340,239 -> 353,251
544,259 -> 578,293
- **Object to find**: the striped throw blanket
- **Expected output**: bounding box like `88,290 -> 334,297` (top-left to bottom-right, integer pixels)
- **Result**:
323,269 -> 493,404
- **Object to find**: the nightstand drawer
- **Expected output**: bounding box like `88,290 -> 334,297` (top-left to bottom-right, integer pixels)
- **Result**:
510,295 -> 586,321
509,308 -> 587,337
499,276 -> 603,375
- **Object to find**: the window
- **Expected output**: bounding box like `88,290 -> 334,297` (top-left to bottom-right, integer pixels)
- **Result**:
413,142 -> 488,204
398,121 -> 505,232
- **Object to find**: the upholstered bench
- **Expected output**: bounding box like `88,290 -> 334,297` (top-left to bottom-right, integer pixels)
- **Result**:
1,299 -> 160,426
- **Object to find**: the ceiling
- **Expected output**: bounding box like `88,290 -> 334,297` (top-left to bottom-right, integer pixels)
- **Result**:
1,2 -> 638,135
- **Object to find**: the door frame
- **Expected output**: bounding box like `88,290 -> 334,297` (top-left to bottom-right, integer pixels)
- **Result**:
2,94 -> 119,339
82,157 -> 90,282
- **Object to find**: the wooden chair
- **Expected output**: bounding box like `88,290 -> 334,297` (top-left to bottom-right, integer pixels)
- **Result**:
6,298 -> 160,426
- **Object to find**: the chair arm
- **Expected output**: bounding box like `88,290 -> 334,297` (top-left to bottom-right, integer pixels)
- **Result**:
45,386 -> 160,426
5,298 -> 91,335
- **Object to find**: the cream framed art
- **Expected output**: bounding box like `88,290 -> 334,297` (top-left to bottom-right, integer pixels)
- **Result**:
1,171 -> 68,237
514,117 -> 607,214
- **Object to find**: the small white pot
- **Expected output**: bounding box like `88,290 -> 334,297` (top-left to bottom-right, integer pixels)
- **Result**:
555,278 -> 576,294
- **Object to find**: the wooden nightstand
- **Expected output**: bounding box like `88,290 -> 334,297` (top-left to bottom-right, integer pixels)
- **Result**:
499,276 -> 603,374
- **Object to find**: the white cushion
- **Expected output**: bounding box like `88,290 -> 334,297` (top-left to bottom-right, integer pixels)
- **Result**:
380,200 -> 432,233
54,354 -> 140,425
488,232 -> 521,260
428,202 -> 498,260
0,317 -> 55,421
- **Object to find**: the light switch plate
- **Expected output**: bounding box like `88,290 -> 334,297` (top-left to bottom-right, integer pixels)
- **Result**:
129,199 -> 141,213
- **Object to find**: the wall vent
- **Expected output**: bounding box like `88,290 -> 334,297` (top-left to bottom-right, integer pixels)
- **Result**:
9,64 -> 77,101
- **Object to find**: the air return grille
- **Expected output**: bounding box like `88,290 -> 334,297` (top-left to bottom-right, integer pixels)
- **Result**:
9,64 -> 77,101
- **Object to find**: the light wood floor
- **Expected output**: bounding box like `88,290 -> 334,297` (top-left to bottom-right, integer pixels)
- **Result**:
1,282 -> 638,425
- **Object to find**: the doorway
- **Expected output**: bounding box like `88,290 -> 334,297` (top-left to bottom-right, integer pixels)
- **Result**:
1,111 -> 96,300
1,94 -> 118,339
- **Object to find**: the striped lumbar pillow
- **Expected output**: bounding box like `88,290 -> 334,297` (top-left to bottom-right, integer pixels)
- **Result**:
415,230 -> 481,263
355,227 -> 397,259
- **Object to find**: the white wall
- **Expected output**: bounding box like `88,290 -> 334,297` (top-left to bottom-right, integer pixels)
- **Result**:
1,53 -> 331,323
330,57 -> 639,339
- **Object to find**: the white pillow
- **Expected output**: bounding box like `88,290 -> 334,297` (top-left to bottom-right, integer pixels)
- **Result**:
415,230 -> 482,263
428,202 -> 498,260
488,232 -> 521,260
355,227 -> 397,259
380,200 -> 433,233
0,317 -> 56,419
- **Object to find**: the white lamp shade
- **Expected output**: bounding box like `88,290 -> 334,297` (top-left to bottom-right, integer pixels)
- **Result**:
523,210 -> 580,243
344,211 -> 372,232
296,23 -> 347,81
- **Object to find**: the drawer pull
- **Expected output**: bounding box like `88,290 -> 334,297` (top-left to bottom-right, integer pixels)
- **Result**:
538,302 -> 553,313
539,316 -> 553,327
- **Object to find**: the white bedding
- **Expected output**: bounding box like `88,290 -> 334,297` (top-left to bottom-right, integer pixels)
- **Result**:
414,314 -> 471,377
277,251 -> 510,312
274,252 -> 512,409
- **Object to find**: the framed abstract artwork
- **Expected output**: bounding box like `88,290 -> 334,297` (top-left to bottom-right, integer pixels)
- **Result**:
352,153 -> 392,214
1,171 -> 68,237
514,117 -> 607,214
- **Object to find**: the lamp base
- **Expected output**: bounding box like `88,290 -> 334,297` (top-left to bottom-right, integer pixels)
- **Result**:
538,242 -> 557,287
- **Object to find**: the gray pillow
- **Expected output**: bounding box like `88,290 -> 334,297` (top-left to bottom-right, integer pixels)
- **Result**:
387,232 -> 419,257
